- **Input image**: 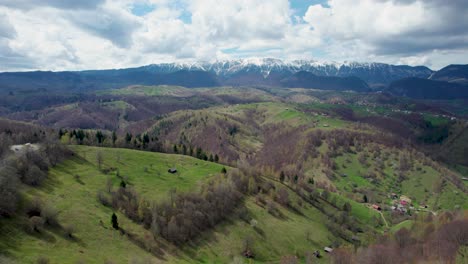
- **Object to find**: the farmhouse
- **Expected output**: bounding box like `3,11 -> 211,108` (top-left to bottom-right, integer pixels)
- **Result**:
324,247 -> 333,253
372,204 -> 381,211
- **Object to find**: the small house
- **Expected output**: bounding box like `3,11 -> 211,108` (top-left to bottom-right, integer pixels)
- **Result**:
400,200 -> 408,206
168,168 -> 177,174
372,204 -> 381,211
324,247 -> 333,253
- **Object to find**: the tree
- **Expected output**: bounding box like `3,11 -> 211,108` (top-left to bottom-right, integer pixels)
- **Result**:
41,204 -> 58,226
125,133 -> 132,143
343,202 -> 352,213
209,154 -> 214,162
111,131 -> 117,146
196,147 -> 203,159
214,154 -> 219,162
96,151 -> 103,170
394,228 -> 412,248
120,180 -> 126,188
142,133 -> 150,147
363,194 -> 368,203
167,216 -> 179,243
276,187 -> 290,206
173,144 -> 178,154
30,216 -> 44,232
111,213 -> 119,230
106,177 -> 113,193
221,167 -> 227,174
96,130 -> 105,144
0,166 -> 19,216
182,144 -> 187,155
279,171 -> 285,182
23,164 -> 46,186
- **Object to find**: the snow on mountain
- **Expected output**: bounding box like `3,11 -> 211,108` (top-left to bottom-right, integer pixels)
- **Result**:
142,58 -> 433,85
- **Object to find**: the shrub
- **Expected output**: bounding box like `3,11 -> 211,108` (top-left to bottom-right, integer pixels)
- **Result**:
36,256 -> 50,264
23,165 -> 47,186
64,224 -> 75,238
29,216 -> 44,232
97,191 -> 111,207
41,204 -> 58,226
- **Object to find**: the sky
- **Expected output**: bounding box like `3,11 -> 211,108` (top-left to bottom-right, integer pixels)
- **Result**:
0,0 -> 467,71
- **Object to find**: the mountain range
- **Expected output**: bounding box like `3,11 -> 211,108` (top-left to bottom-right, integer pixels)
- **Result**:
0,58 -> 467,99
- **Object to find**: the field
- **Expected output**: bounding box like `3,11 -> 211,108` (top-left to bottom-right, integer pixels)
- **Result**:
0,146 -> 342,263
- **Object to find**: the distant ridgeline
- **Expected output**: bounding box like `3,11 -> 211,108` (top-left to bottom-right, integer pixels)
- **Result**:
0,59 -> 467,99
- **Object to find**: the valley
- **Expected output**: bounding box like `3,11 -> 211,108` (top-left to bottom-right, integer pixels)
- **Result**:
0,82 -> 467,263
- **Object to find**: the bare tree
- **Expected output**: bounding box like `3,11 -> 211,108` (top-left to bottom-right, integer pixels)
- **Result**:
96,151 -> 103,170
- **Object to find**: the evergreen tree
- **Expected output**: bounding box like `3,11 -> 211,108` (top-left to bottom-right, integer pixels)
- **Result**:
112,131 -> 117,146
96,130 -> 105,144
279,171 -> 285,182
363,194 -> 368,203
173,144 -> 178,153
343,202 -> 352,212
125,133 -> 132,143
182,144 -> 187,155
111,213 -> 119,230
214,154 -> 219,162
209,154 -> 214,162
221,167 -> 227,174
196,147 -> 203,159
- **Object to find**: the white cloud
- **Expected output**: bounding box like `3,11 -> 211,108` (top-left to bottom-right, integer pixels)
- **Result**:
0,0 -> 467,71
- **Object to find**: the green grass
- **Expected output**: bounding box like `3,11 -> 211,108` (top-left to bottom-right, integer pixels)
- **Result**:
71,146 -> 226,201
171,197 -> 333,263
0,146 -> 226,263
0,146 -> 342,263
389,220 -> 414,233
335,154 -> 371,189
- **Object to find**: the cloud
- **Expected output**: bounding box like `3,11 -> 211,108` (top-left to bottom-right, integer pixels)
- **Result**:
303,0 -> 468,67
66,4 -> 141,48
0,0 -> 105,10
0,0 -> 467,71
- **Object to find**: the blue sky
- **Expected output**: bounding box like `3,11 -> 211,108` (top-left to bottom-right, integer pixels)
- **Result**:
0,0 -> 467,71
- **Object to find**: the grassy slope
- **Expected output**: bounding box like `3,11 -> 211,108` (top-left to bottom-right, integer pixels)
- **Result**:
172,197 -> 333,264
0,146 -> 341,263
0,146 -> 225,263
332,151 -> 468,211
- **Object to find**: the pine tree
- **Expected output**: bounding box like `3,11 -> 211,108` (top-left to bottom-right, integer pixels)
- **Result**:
112,131 -> 117,146
125,133 -> 132,143
214,154 -> 219,162
279,171 -> 285,182
111,213 -> 119,230
363,194 -> 368,203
